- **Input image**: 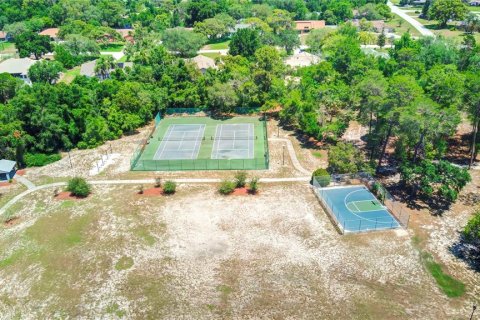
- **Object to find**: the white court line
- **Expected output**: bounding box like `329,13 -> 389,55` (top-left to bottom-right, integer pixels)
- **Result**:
352,201 -> 360,212
155,124 -> 175,160
249,123 -> 254,159
211,124 -> 223,159
343,189 -> 396,225
177,131 -> 186,150
190,124 -> 204,159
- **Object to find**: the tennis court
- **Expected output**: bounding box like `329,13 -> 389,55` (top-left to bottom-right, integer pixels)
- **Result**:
212,124 -> 254,159
154,124 -> 205,160
131,115 -> 269,171
315,185 -> 400,233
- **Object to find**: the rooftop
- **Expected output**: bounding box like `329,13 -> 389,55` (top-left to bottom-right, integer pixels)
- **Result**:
39,28 -> 60,38
294,20 -> 326,31
0,58 -> 38,75
284,51 -> 321,68
189,55 -> 217,70
0,159 -> 16,173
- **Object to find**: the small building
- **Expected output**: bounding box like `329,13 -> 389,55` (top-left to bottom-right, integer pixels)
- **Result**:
39,28 -> 60,41
0,159 -> 16,181
0,58 -> 38,84
188,55 -> 217,73
470,0 -> 480,6
294,20 -> 326,34
284,51 -> 321,68
0,31 -> 7,41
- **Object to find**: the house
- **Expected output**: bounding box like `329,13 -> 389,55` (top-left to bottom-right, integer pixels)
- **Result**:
284,51 -> 321,68
352,19 -> 387,33
115,29 -> 135,43
39,28 -> 60,41
188,55 -> 217,73
0,159 -> 16,181
470,0 -> 480,6
0,31 -> 7,41
80,60 -> 133,78
294,20 -> 326,34
0,58 -> 38,84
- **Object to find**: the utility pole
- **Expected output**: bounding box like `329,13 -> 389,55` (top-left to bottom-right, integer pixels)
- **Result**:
282,145 -> 286,166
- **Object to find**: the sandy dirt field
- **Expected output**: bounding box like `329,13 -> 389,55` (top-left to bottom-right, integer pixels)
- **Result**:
0,181 -> 478,319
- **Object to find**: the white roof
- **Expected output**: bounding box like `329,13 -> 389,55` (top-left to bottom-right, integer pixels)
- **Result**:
189,55 -> 217,70
0,159 -> 16,173
80,60 -> 96,77
284,52 -> 321,68
0,58 -> 38,76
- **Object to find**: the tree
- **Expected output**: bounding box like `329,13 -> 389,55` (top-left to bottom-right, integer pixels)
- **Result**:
207,81 -> 239,113
67,177 -> 91,197
14,31 -> 52,59
94,55 -> 116,79
328,142 -> 365,174
229,28 -> 260,58
377,29 -> 386,48
429,0 -> 468,28
28,61 -> 64,84
464,72 -> 480,168
306,28 -> 335,55
0,73 -> 22,103
161,28 -> 207,58
422,64 -> 464,108
463,211 -> 480,246
194,17 -> 229,39
400,160 -> 471,206
276,29 -> 300,55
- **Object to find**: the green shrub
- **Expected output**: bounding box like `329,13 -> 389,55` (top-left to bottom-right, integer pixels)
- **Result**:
249,177 -> 259,194
163,180 -> 177,195
311,168 -> 330,186
24,153 -> 61,167
219,180 -> 236,195
67,177 -> 91,197
234,171 -> 247,188
463,211 -> 480,243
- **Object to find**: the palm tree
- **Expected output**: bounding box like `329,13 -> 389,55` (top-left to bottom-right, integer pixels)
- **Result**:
94,55 -> 116,80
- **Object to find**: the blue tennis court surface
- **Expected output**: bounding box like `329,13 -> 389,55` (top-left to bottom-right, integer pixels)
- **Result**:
315,185 -> 400,233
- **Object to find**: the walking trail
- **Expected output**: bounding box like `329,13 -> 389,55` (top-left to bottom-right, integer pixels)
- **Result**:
1,136 -> 312,216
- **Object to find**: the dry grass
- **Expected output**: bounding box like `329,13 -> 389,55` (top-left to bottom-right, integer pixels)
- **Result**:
0,182 -> 478,319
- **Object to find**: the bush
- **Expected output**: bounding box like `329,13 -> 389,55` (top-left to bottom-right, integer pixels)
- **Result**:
163,180 -> 177,195
219,180 -> 236,195
138,184 -> 144,194
24,153 -> 61,167
463,212 -> 480,243
67,177 -> 91,197
249,177 -> 259,194
234,171 -> 247,188
311,168 -> 330,186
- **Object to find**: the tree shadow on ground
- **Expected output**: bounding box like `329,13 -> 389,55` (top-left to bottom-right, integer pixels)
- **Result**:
449,233 -> 480,273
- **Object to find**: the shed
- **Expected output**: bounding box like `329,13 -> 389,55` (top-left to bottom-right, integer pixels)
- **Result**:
0,159 -> 16,181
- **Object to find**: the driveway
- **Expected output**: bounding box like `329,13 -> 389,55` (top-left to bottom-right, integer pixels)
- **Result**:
387,1 -> 435,37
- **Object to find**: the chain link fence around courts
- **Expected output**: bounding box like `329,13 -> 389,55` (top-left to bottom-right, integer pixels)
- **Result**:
312,172 -> 410,233
165,107 -> 261,115
130,111 -> 269,171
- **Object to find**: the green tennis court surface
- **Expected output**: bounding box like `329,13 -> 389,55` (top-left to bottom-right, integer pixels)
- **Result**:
131,116 -> 269,171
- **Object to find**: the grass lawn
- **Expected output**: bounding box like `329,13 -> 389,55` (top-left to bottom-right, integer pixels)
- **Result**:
385,14 -> 421,37
0,42 -> 15,53
421,252 -> 466,298
59,66 -> 81,84
99,43 -> 125,52
202,39 -> 230,50
201,52 -> 222,59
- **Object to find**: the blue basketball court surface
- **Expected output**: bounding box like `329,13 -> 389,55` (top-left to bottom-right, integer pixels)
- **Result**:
315,185 -> 400,233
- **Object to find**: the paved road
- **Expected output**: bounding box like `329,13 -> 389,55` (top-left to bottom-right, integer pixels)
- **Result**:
387,1 -> 435,37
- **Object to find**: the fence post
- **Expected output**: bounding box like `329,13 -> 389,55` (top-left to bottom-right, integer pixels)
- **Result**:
358,219 -> 362,232
374,218 -> 378,231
